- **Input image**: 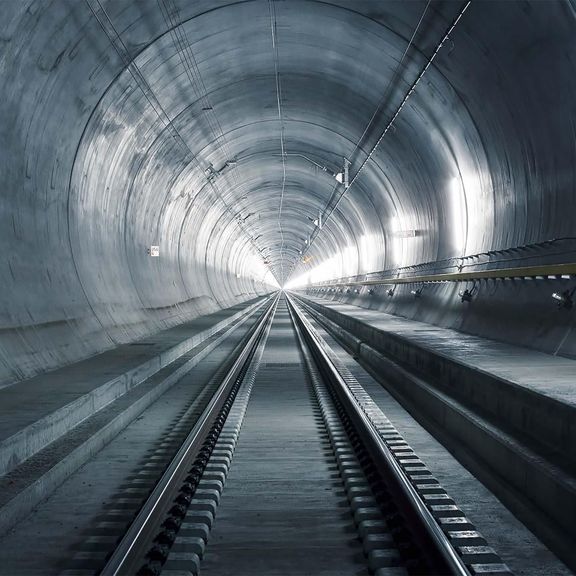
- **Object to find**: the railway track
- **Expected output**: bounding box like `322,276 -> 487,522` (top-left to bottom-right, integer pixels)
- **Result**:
58,294 -> 509,576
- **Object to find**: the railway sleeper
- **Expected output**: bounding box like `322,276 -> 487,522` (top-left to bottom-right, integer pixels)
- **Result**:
289,297 -> 512,576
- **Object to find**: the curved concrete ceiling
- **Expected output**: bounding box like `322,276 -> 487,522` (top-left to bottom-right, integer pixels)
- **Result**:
1,0 -> 575,383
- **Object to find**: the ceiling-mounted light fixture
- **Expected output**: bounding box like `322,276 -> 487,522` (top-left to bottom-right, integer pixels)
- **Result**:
552,289 -> 574,309
394,229 -> 418,238
334,158 -> 351,188
204,163 -> 216,180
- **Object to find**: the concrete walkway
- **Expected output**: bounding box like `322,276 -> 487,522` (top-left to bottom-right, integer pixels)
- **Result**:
0,297 -> 266,477
302,296 -> 576,407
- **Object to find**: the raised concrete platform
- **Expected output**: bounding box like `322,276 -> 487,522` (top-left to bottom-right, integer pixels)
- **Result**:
294,293 -> 576,570
296,294 -> 576,464
0,296 -> 267,479
297,302 -> 571,576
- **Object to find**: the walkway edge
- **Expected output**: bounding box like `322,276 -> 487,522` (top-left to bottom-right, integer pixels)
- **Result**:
0,299 -> 266,478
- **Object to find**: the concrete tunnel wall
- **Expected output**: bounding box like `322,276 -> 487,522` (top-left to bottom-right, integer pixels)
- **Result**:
1,0 -> 576,385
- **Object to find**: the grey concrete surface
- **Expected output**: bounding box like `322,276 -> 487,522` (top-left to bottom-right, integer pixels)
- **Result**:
296,294 -> 576,570
0,297 -> 267,540
299,298 -> 576,405
298,295 -> 576,464
300,305 -> 572,576
2,1 -> 576,385
201,303 -> 367,575
1,1 -> 576,571
0,296 -> 266,477
0,308 -> 258,576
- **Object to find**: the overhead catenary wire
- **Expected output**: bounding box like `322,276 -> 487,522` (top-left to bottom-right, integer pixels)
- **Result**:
290,1 -> 472,280
84,0 -> 274,281
286,0 -> 433,279
269,0 -> 288,285
349,0 -> 432,160
157,0 -> 236,169
155,0 -> 272,279
347,1 -> 472,198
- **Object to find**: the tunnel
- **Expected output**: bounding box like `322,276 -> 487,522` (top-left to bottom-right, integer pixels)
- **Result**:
1,1 -> 575,575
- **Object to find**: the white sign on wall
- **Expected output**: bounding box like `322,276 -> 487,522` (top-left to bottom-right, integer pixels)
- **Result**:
148,245 -> 160,257
394,229 -> 418,238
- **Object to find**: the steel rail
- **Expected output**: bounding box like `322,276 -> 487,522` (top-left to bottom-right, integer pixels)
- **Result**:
100,294 -> 279,576
308,262 -> 576,288
286,294 -> 471,576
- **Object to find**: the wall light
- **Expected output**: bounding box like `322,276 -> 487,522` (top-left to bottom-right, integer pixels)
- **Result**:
459,289 -> 473,303
458,283 -> 477,303
411,287 -> 423,298
387,288 -> 395,297
450,176 -> 467,255
552,289 -> 574,310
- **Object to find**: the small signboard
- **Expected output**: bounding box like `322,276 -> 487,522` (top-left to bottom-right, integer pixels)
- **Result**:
394,230 -> 418,238
148,245 -> 160,257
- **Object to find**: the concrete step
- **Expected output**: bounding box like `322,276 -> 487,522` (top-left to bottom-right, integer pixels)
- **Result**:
297,295 -> 576,474
0,298 -> 266,536
295,294 -> 576,571
0,298 -> 266,479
